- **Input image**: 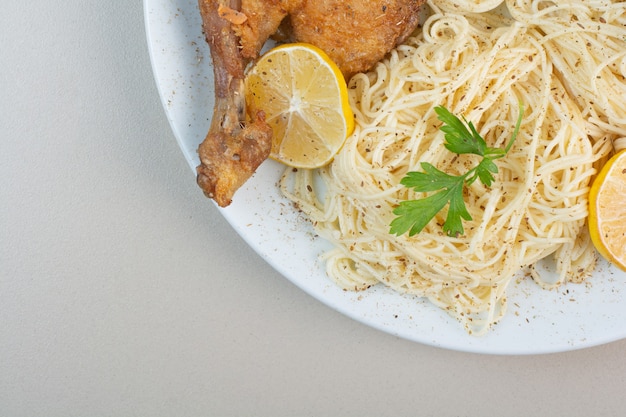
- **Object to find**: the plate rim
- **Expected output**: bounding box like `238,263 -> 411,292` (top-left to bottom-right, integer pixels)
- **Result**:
144,0 -> 626,355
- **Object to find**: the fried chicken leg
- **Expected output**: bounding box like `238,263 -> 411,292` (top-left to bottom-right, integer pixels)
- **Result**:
197,0 -> 424,207
196,0 -> 273,207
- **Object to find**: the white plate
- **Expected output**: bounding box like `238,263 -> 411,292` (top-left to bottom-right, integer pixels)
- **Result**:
144,0 -> 626,354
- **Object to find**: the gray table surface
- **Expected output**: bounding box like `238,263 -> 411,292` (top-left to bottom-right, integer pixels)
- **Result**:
2,1 -> 626,416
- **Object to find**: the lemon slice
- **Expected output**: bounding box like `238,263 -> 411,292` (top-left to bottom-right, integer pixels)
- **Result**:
245,43 -> 354,169
589,149 -> 626,271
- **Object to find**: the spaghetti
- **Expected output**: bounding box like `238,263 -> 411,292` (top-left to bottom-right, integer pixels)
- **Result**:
281,0 -> 623,334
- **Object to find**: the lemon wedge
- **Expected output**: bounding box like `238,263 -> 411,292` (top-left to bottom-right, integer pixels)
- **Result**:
589,149 -> 626,272
245,43 -> 354,169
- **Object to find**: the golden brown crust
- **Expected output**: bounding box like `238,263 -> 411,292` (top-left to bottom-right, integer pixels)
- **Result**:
231,0 -> 424,78
233,0 -> 292,59
289,0 -> 424,78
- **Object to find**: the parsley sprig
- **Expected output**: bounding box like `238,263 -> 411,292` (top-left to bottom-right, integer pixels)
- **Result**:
390,104 -> 524,237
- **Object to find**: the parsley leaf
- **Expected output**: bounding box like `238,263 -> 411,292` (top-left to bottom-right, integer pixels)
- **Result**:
390,104 -> 524,237
436,106 -> 487,156
391,163 -> 471,236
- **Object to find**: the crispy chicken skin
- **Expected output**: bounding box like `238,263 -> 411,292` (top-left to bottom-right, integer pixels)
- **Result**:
236,0 -> 424,78
197,0 -> 424,206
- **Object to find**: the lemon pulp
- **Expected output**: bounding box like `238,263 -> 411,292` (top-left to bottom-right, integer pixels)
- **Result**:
245,43 -> 354,169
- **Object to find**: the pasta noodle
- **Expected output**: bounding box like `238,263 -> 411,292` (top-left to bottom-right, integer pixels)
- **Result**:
281,0 -> 623,334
